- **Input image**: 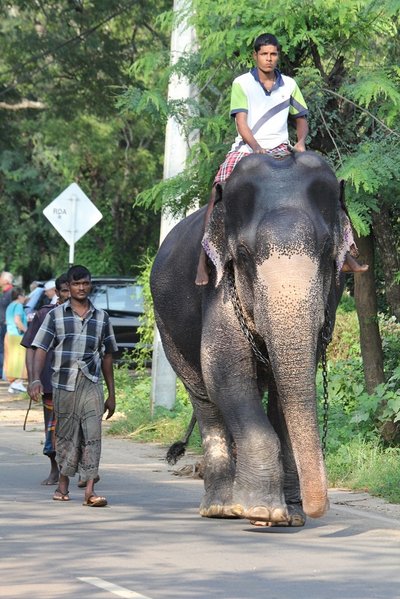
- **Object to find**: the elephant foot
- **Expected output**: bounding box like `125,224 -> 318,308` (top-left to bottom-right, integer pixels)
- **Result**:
250,503 -> 306,527
200,504 -> 240,518
230,503 -> 289,524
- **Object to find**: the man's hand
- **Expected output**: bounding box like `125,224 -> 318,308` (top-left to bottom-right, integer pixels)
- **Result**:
253,145 -> 268,154
28,380 -> 43,403
103,396 -> 116,420
293,141 -> 306,152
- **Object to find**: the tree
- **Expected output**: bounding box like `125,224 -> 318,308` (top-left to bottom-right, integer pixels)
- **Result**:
124,0 -> 400,411
0,0 -> 172,280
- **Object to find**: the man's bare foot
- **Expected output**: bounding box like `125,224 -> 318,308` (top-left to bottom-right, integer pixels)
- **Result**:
195,251 -> 209,285
342,253 -> 369,273
195,266 -> 209,286
42,456 -> 59,485
41,473 -> 59,486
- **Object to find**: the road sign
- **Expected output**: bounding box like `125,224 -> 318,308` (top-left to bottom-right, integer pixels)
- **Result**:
43,182 -> 102,264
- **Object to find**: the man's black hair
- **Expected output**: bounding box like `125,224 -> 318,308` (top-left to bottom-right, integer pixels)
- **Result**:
254,33 -> 280,52
67,265 -> 91,282
55,273 -> 69,290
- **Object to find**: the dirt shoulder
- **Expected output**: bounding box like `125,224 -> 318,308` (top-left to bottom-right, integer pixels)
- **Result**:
0,381 -> 43,427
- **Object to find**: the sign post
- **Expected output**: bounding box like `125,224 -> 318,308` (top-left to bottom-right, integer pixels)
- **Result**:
43,183 -> 103,265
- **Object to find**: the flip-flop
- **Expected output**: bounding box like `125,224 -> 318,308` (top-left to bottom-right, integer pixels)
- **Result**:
53,488 -> 70,501
83,495 -> 107,507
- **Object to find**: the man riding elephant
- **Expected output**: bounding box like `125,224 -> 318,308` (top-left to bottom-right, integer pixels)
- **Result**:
195,32 -> 367,285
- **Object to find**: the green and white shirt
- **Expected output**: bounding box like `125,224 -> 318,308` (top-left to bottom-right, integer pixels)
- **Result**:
229,68 -> 308,152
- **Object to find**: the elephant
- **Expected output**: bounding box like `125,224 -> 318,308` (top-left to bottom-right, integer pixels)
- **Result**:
150,150 -> 344,526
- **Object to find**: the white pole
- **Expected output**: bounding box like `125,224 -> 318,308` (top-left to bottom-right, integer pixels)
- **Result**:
151,0 -> 196,410
68,195 -> 77,266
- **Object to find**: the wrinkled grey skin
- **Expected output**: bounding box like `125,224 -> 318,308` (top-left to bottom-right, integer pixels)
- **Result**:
151,151 -> 343,525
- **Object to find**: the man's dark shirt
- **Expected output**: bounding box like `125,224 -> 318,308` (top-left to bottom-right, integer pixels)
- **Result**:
0,286 -> 13,325
21,304 -> 55,394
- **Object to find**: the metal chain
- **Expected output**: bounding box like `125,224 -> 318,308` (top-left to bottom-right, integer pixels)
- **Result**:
227,269 -> 270,366
227,267 -> 331,456
320,310 -> 332,457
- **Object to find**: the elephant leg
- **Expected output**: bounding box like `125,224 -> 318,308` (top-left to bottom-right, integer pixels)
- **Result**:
192,394 -> 237,518
154,326 -> 237,519
201,326 -> 289,523
226,400 -> 289,524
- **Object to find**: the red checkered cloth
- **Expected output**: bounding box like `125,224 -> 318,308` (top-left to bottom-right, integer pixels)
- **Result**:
213,143 -> 291,185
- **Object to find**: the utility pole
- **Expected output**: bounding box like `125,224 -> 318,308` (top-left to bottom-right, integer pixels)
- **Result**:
151,0 -> 196,411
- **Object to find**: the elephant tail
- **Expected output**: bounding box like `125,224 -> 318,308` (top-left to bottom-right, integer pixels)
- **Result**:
165,411 -> 197,465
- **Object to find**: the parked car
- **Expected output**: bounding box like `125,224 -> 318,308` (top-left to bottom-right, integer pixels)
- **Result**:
90,277 -> 144,360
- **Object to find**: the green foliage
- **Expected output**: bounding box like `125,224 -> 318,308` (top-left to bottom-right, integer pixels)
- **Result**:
109,365 -> 201,450
125,252 -> 156,371
316,309 -> 400,501
320,310 -> 400,443
123,0 -> 400,242
343,69 -> 400,117
326,438 -> 400,503
0,0 -> 171,279
338,139 -> 400,195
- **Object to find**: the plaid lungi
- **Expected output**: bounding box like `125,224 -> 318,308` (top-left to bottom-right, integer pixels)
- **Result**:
53,371 -> 104,481
213,143 -> 291,185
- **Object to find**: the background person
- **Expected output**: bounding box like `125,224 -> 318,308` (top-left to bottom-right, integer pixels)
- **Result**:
4,287 -> 28,393
43,280 -> 57,305
0,271 -> 14,379
22,273 -> 70,486
30,265 -> 118,507
24,280 -> 45,321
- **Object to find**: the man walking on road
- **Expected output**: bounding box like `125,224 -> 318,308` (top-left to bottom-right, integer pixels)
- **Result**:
22,273 -> 70,486
30,265 -> 118,507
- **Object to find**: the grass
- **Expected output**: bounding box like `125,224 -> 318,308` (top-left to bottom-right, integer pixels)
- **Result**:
326,438 -> 400,503
108,367 -> 201,451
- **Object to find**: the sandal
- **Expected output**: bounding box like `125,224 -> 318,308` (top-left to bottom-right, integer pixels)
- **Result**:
83,494 -> 107,507
53,488 -> 70,501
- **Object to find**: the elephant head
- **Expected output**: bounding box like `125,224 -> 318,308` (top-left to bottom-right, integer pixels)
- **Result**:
204,151 -> 342,517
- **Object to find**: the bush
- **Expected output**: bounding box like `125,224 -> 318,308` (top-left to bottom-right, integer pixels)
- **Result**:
108,364 -> 201,450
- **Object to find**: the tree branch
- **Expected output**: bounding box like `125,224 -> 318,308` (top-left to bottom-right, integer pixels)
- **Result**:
322,88 -> 400,138
0,100 -> 46,110
316,106 -> 343,167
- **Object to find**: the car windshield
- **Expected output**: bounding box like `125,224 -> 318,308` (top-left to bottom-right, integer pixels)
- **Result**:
90,282 -> 143,313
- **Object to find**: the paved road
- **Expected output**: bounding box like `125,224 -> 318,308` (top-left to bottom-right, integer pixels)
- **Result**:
1,387 -> 400,599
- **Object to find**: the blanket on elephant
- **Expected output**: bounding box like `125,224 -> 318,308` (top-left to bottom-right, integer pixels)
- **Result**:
214,143 -> 292,185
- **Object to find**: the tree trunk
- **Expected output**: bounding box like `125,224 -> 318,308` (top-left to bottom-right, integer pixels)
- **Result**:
372,202 -> 400,321
353,233 -> 385,393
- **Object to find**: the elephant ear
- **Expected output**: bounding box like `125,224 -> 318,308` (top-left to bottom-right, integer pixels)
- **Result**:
201,184 -> 229,287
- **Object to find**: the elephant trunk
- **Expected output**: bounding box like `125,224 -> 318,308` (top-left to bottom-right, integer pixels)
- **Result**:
255,253 -> 328,518
272,351 -> 328,518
